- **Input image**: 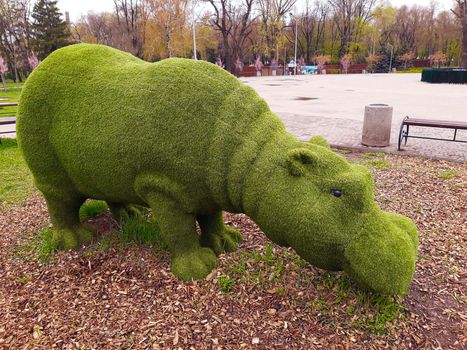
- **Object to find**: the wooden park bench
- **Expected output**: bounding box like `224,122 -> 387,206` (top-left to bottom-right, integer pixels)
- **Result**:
0,102 -> 18,108
0,116 -> 16,143
398,116 -> 467,150
0,102 -> 18,118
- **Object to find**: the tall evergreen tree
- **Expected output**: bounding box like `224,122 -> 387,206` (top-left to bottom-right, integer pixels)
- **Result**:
31,0 -> 71,60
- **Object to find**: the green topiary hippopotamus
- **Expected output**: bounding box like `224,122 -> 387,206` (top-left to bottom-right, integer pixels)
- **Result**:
17,44 -> 418,295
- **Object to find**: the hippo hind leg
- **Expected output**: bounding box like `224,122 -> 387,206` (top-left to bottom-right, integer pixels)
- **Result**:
108,202 -> 143,223
38,183 -> 96,250
198,212 -> 243,255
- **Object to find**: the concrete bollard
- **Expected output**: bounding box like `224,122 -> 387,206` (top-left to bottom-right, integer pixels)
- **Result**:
361,104 -> 393,147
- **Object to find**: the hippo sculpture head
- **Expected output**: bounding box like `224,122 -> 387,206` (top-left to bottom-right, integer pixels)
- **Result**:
244,136 -> 418,295
17,44 -> 417,296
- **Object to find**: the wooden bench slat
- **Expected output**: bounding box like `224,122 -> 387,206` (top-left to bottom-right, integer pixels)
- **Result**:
0,102 -> 18,108
0,117 -> 16,126
404,118 -> 467,129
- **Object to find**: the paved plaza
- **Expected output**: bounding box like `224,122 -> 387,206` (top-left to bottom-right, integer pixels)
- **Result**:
1,73 -> 465,161
242,73 -> 467,162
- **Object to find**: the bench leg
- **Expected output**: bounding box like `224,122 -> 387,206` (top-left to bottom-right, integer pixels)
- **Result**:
405,125 -> 410,145
398,116 -> 410,151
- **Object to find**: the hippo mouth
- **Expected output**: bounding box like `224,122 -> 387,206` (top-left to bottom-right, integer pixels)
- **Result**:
342,212 -> 418,295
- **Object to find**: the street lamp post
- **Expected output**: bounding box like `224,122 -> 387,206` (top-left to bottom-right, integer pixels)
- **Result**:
290,12 -> 298,75
193,20 -> 197,60
294,18 -> 298,75
290,13 -> 298,75
192,0 -> 198,60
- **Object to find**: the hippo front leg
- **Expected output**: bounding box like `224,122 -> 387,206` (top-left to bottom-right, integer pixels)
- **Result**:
135,176 -> 218,280
198,212 -> 243,255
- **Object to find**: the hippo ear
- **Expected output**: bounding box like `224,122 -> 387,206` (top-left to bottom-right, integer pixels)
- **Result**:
309,135 -> 330,149
286,148 -> 318,176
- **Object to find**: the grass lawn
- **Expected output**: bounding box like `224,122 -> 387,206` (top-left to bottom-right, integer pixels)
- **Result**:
396,67 -> 425,73
0,81 -> 22,118
0,139 -> 34,208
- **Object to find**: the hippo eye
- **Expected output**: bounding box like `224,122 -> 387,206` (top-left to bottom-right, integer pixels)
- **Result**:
331,189 -> 343,198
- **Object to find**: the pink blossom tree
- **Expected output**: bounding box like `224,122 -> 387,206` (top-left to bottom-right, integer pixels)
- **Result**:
255,55 -> 263,76
28,55 -> 40,70
315,55 -> 331,74
340,54 -> 353,74
429,51 -> 448,68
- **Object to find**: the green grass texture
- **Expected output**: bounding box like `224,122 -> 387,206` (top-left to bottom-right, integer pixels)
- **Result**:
0,139 -> 34,208
17,44 -> 418,294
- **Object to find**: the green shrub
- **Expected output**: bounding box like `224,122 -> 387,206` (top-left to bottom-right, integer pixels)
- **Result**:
79,200 -> 109,221
422,68 -> 467,84
218,275 -> 235,292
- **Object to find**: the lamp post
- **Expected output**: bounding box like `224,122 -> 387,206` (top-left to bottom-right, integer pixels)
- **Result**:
192,0 -> 198,60
193,20 -> 197,60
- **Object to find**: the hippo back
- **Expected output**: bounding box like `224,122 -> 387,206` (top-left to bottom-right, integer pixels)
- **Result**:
17,44 -> 265,206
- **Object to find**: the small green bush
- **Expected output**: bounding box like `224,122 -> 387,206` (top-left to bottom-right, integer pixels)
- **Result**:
422,68 -> 467,84
218,275 -> 236,292
437,169 -> 458,180
79,200 -> 109,221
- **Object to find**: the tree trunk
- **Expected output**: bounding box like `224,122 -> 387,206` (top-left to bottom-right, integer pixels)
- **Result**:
221,32 -> 232,73
1,74 -> 6,91
462,17 -> 467,68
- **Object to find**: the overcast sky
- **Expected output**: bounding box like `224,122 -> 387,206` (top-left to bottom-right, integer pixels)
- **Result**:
57,0 -> 450,22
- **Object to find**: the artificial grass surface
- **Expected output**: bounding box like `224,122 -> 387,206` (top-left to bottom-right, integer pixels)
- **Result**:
17,44 -> 418,294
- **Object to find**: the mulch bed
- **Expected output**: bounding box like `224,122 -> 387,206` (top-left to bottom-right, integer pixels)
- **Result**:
0,154 -> 466,349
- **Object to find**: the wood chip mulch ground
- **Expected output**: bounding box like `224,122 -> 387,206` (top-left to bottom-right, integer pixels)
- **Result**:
0,153 -> 466,349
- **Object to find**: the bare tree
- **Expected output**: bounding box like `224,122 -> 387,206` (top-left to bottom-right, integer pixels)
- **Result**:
258,0 -> 296,60
74,12 -> 114,45
452,0 -> 467,67
296,0 -> 327,63
113,0 -> 147,57
0,0 -> 33,81
204,0 -> 256,72
145,0 -> 190,59
328,0 -> 377,57
394,5 -> 419,53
